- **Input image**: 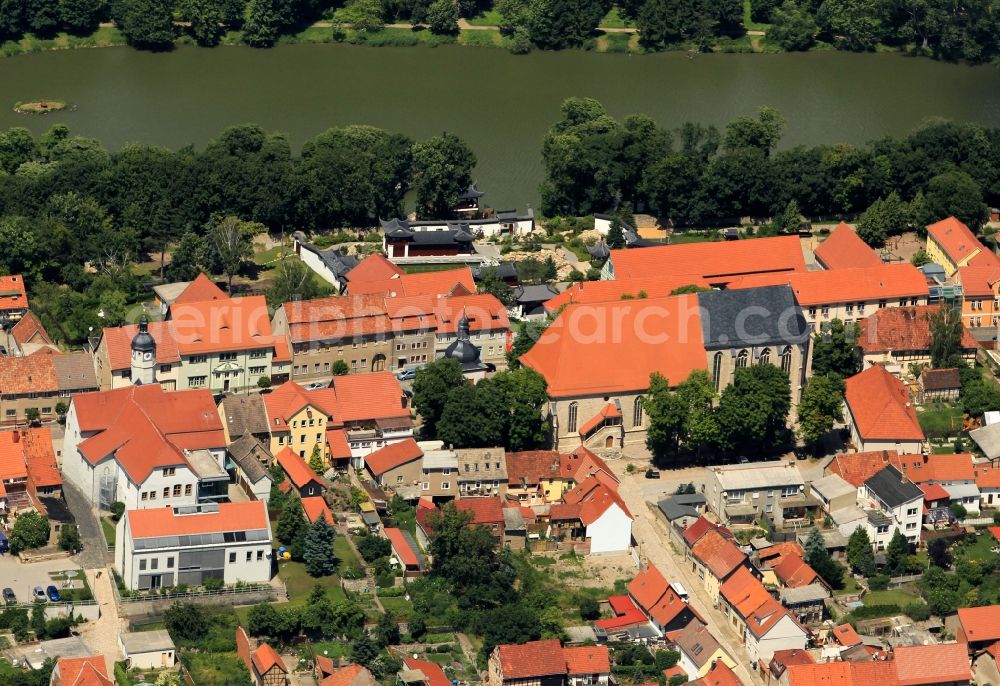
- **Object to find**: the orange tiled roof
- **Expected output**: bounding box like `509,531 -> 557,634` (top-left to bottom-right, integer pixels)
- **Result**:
366,438 -> 422,476
433,293 -> 509,334
609,236 -> 807,285
746,597 -> 797,638
563,645 -> 610,675
928,216 -> 982,265
857,305 -> 978,355
729,264 -> 928,307
263,381 -> 339,430
758,542 -> 805,567
169,295 -> 278,355
958,606 -> 1000,643
385,527 -> 419,567
252,642 -> 286,675
348,267 -> 474,298
402,658 -> 449,686
58,656 -> 112,686
495,639 -> 565,679
330,372 -> 409,422
543,275 -> 712,314
683,516 -> 727,547
691,529 -> 746,580
579,403 -> 621,437
520,294 -> 708,398
628,564 -> 671,612
844,365 -> 924,441
693,661 -> 743,686
977,465 -> 1000,489
786,660 -> 896,686
772,553 -> 818,588
322,664 -> 373,686
302,496 -> 334,524
892,643 -> 970,686
326,428 -> 351,459
0,352 -> 58,395
893,453 -> 975,484
0,432 -> 29,481
562,477 -> 632,526
826,451 -> 905,487
0,274 -> 28,311
127,501 -> 269,538
456,496 -> 504,525
505,450 -> 562,485
956,262 -> 1000,297
920,483 -> 950,503
558,445 -> 618,485
346,254 -> 404,283
833,623 -> 862,646
814,223 -> 884,270
276,447 -> 323,490
23,427 -> 61,489
100,320 -> 181,370
10,310 -> 52,346
721,566 -> 772,618
173,273 -> 228,306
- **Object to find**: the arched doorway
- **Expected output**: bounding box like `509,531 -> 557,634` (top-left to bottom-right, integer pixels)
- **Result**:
372,354 -> 386,372
605,435 -> 614,448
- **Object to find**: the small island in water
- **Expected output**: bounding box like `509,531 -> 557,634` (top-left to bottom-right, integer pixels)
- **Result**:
13,100 -> 67,114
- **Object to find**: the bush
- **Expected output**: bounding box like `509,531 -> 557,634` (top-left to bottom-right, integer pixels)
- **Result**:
868,574 -> 890,591
58,524 -> 81,553
904,602 -> 930,621
579,598 -> 600,620
110,501 -> 126,521
950,502 -> 968,520
10,511 -> 50,553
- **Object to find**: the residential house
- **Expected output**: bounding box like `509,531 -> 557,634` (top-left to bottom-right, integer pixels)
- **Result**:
893,643 -> 971,686
627,564 -> 701,636
688,528 -> 750,602
292,232 -> 358,293
826,450 -> 918,488
674,620 -> 739,680
302,496 -> 333,524
548,475 -> 634,554
62,384 -> 228,512
0,351 -> 99,425
275,447 -> 325,498
728,263 -> 928,334
919,368 -> 962,402
0,274 -> 28,322
0,427 -> 62,516
325,664 -> 377,686
976,464 -> 1000,509
9,311 -> 56,356
152,273 -> 228,314
227,435 -> 273,504
781,661 -> 898,686
505,446 -> 614,505
400,658 -> 450,686
455,497 -> 505,540
563,646 -> 612,686
347,265 -> 475,299
693,662 -> 744,686
920,483 -> 952,527
345,253 -> 405,283
543,275 -> 712,317
218,393 -> 271,445
720,567 -> 809,664
778,584 -> 829,627
94,292 -> 292,392
521,286 -> 810,452
119,629 -> 176,670
49,656 -> 112,686
809,474 -> 857,518
511,284 -> 561,319
455,447 -> 508,497
263,381 -> 347,467
487,639 -> 610,686
926,216 -> 986,276
657,494 -> 708,529
891,453 -> 980,515
859,465 -> 924,548
237,626 -> 288,686
844,365 -> 925,454
921,215 -> 1000,328
115,501 -> 272,591
703,461 -> 809,527
814,223 -> 884,271
385,527 -> 425,576
365,438 -> 424,489
601,235 -> 807,286
857,306 -> 978,375
957,606 -> 1000,654
771,555 -> 820,590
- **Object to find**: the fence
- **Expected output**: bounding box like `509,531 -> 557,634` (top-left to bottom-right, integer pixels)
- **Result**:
109,567 -> 280,617
961,517 -> 994,527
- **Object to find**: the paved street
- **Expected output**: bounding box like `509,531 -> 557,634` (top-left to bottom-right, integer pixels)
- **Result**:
74,569 -> 127,663
611,459 -> 763,686
62,480 -> 109,570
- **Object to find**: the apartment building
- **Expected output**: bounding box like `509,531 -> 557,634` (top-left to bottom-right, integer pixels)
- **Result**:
844,365 -> 926,454
0,351 -> 98,425
859,465 -> 923,548
703,461 -> 809,527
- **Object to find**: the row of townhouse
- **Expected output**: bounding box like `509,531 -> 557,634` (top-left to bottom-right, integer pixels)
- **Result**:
779,643 -> 972,686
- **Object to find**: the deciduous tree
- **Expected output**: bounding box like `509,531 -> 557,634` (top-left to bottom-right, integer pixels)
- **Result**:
412,134 -> 476,218
797,373 -> 844,447
121,0 -> 176,49
811,319 -> 860,379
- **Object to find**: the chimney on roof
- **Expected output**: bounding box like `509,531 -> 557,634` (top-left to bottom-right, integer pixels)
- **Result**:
12,431 -> 19,443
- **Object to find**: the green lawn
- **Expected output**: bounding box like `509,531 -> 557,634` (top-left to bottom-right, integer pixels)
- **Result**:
101,518 -> 117,547
181,652 -> 249,686
834,574 -> 862,596
669,231 -> 722,245
955,533 -> 1000,563
378,594 -> 413,618
253,244 -> 287,266
917,402 -> 963,435
277,561 -> 347,606
742,0 -> 773,31
306,641 -> 351,660
864,589 -> 922,606
467,9 -> 502,26
49,570 -> 94,602
334,537 -> 361,571
599,6 -> 635,28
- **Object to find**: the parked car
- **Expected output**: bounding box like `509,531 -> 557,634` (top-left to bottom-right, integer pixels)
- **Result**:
32,586 -> 45,601
738,456 -> 750,464
0,345 -> 7,357
45,585 -> 60,602
0,530 -> 8,553
396,368 -> 418,381
303,382 -> 327,391
2,588 -> 15,604
794,448 -> 807,461
645,469 -> 660,479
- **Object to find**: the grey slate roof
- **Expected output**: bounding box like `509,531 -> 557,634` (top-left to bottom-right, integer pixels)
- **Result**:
219,393 -> 269,438
658,498 -> 700,522
512,284 -> 559,304
864,465 -> 922,509
503,506 -> 526,532
317,248 -> 357,278
779,583 -> 830,605
697,285 -> 810,350
474,262 -> 518,281
53,352 -> 99,391
671,493 -> 707,506
228,435 -> 273,484
588,240 -> 611,260
408,230 -> 473,245
459,182 -> 485,200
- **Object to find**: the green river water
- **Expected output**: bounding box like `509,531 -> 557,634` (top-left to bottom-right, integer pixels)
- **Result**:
2,43 -> 999,209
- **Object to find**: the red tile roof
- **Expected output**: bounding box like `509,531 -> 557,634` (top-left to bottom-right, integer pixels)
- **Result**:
609,236 -> 807,286
579,403 -> 622,437
73,385 -> 225,485
402,658 -> 450,686
786,661 -> 897,686
893,453 -> 975,484
263,381 -> 338,431
920,483 -> 950,503
455,496 -> 504,525
433,293 -> 509,334
892,643 -> 970,686
326,428 -> 351,459
505,449 -> 563,486
772,553 -> 819,588
385,527 -> 419,568
833,623 -> 862,647
844,365 -> 924,441
664,665 -> 688,681
322,664 -> 373,686
563,645 -> 610,675
721,565 -> 770,614
683,516 -> 727,547
958,606 -> 1000,644
58,656 -> 113,686
348,267 -> 474,298
562,478 -> 632,526
302,496 -> 334,524
346,254 -> 404,283
815,223 -> 884,270
315,655 -> 335,678
595,594 -> 647,631
23,427 -> 61,490
956,263 -> 1000,297
770,649 -> 815,674
366,438 -> 422,476
252,642 -> 286,675
495,639 -> 566,680
928,216 -> 982,265
100,320 -> 181,370
628,564 -> 670,611
692,661 -> 743,686
691,529 -> 745,579
520,294 -> 708,398
10,310 -> 52,346
169,295 -> 279,355
0,431 -> 29,481
758,542 -> 805,567
127,501 -> 269,539
559,446 -> 618,485
276,447 -> 323,490
0,274 -> 28,311
977,465 -> 1000,489
544,275 -> 712,314
857,306 -> 978,355
329,372 -> 410,423
0,352 -> 59,394
729,264 -> 928,307
174,273 -> 228,306
827,451 -> 908,487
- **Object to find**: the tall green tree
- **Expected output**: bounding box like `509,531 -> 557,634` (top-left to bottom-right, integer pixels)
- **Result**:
643,372 -> 688,459
797,373 -> 844,446
856,191 -> 909,247
811,319 -> 861,379
804,526 -> 844,589
303,517 -> 337,577
716,363 -> 791,453
816,0 -> 882,50
375,609 -> 400,646
525,0 -> 607,48
924,170 -> 988,230
928,305 -> 964,368
412,134 -> 477,218
846,525 -> 875,577
243,0 -> 282,46
267,257 -> 329,308
276,497 -> 308,558
884,529 -> 910,576
412,359 -> 467,437
10,511 -> 49,553
426,0 -> 459,34
209,215 -> 256,292
58,0 -> 103,33
166,232 -> 209,281
121,0 -> 176,49
181,0 -> 227,46
767,0 -> 818,50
